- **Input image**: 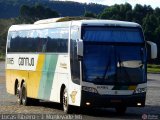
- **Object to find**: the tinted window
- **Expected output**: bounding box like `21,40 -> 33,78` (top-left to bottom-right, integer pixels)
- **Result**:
47,28 -> 68,52
82,27 -> 144,43
7,28 -> 68,53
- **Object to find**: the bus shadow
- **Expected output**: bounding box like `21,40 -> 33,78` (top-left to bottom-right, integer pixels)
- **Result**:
33,101 -> 63,111
77,105 -> 160,119
35,102 -> 160,119
78,107 -> 142,119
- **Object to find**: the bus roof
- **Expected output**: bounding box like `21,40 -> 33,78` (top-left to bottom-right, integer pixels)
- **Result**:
77,20 -> 140,27
33,17 -> 140,27
8,19 -> 141,32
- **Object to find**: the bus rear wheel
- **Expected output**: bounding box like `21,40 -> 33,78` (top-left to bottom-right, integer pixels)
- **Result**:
21,82 -> 32,106
21,83 -> 27,106
16,83 -> 21,105
21,82 -> 39,106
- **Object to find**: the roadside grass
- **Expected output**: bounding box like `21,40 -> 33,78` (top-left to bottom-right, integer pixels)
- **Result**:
0,58 -> 5,61
147,64 -> 160,73
0,54 -> 5,61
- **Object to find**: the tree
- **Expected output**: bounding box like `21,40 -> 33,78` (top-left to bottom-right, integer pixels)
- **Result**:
132,4 -> 153,24
84,11 -> 96,18
19,4 -> 59,23
99,3 -> 132,21
120,3 -> 132,20
154,7 -> 160,17
99,4 -> 121,20
20,5 -> 31,18
143,14 -> 158,41
126,10 -> 133,21
132,4 -> 145,24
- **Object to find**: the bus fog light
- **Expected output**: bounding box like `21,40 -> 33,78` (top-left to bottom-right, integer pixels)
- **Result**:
137,103 -> 141,106
86,102 -> 91,106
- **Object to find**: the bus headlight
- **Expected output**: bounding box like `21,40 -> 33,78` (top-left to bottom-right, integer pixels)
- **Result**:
82,86 -> 98,93
134,87 -> 147,94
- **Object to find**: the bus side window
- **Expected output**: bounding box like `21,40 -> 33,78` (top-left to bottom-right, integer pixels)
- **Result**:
8,28 -> 69,53
36,29 -> 48,52
47,28 -> 68,53
9,31 -> 20,52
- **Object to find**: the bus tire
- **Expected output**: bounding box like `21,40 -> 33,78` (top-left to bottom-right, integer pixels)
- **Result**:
115,106 -> 127,115
16,82 -> 21,105
21,82 -> 30,106
63,88 -> 72,114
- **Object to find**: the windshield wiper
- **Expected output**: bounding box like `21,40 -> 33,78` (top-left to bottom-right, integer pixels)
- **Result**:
102,48 -> 112,80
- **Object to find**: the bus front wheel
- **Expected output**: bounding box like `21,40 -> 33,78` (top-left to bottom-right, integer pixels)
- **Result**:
63,88 -> 72,114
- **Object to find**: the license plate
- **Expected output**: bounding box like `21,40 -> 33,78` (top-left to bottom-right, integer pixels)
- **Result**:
111,100 -> 122,103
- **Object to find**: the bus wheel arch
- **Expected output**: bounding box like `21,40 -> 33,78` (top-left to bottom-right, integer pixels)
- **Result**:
14,79 -> 19,95
60,84 -> 72,113
17,79 -> 26,105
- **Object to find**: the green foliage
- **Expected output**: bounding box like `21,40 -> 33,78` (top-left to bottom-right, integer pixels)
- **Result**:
99,3 -> 132,21
84,11 -> 96,18
147,64 -> 160,73
19,4 -> 59,24
143,14 -> 158,41
132,4 -> 153,24
0,0 -> 106,18
0,19 -> 15,56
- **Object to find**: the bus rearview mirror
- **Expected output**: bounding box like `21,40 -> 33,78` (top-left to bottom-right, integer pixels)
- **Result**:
147,41 -> 157,59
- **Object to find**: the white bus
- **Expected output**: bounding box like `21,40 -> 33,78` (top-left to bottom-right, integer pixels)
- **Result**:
6,18 -> 157,114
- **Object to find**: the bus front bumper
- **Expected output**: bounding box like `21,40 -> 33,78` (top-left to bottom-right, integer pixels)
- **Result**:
81,91 -> 146,107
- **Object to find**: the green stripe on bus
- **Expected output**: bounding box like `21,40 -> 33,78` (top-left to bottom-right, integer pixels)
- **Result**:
38,54 -> 58,100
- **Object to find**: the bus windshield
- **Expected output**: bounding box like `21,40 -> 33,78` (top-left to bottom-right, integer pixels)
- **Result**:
82,26 -> 146,85
82,26 -> 144,43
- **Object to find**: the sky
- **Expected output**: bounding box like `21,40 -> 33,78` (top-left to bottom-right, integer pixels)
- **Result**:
57,0 -> 160,9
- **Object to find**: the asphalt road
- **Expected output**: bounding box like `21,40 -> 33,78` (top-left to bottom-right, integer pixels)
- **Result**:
0,61 -> 160,120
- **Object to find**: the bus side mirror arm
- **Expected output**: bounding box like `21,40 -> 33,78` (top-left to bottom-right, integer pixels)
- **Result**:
77,40 -> 83,60
147,41 -> 157,59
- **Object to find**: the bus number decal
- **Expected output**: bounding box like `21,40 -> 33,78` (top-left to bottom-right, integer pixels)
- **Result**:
7,58 -> 14,65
